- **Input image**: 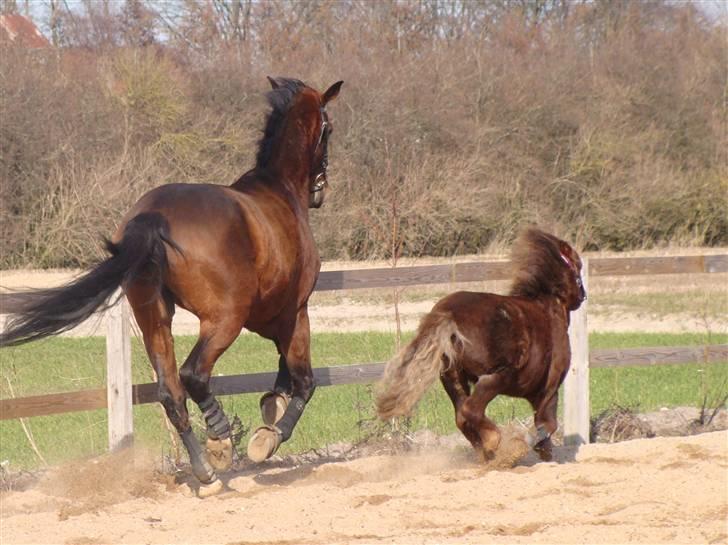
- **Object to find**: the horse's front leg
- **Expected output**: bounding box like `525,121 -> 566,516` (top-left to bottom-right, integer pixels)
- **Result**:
248,308 -> 315,462
259,354 -> 292,426
528,392 -> 559,462
528,366 -> 568,462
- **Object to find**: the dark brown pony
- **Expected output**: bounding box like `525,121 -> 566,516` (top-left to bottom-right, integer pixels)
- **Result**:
0,77 -> 343,493
376,228 -> 586,462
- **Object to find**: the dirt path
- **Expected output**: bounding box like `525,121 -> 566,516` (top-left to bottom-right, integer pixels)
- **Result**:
1,431 -> 726,545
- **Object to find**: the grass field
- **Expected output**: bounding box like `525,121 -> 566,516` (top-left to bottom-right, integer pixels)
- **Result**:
1,331 -> 726,470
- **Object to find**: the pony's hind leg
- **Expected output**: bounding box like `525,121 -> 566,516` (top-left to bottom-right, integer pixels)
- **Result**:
459,373 -> 504,461
179,315 -> 244,473
126,286 -> 217,486
440,365 -> 482,450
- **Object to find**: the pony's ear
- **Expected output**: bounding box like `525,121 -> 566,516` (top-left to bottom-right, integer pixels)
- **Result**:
267,76 -> 280,90
322,81 -> 343,105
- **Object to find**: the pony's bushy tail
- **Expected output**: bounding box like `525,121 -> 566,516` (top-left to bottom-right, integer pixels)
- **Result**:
376,312 -> 467,419
0,213 -> 178,347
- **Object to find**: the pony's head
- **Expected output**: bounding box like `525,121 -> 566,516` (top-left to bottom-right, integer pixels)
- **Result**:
509,228 -> 586,311
256,77 -> 343,208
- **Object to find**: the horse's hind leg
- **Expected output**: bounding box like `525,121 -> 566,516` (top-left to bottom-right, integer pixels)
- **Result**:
126,286 -> 217,486
460,374 -> 504,461
440,365 -> 482,450
527,366 -> 567,462
179,315 -> 244,473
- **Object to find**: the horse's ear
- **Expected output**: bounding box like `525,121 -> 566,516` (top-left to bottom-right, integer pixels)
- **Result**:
322,81 -> 343,105
267,76 -> 280,90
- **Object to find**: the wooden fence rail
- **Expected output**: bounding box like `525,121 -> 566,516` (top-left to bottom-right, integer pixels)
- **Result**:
2,346 -> 725,421
1,254 -> 726,450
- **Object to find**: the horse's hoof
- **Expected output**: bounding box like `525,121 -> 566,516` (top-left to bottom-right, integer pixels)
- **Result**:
479,448 -> 496,463
483,429 -> 502,453
247,425 -> 282,463
206,437 -> 233,472
197,478 -> 225,499
534,439 -> 553,462
260,392 -> 289,426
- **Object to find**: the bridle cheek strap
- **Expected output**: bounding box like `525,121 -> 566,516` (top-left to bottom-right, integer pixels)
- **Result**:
560,252 -> 575,271
311,109 -> 329,195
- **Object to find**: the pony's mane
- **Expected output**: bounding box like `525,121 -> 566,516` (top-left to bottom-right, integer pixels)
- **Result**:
255,78 -> 307,168
509,228 -> 571,300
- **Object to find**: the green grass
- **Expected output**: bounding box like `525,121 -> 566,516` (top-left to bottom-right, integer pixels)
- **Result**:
593,290 -> 727,321
1,331 -> 726,470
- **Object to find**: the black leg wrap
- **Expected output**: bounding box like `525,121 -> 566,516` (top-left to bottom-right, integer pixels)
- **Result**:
199,396 -> 231,440
275,396 -> 306,442
180,429 -> 216,484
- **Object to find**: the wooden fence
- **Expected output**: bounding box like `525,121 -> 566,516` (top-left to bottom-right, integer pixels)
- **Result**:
1,254 -> 726,451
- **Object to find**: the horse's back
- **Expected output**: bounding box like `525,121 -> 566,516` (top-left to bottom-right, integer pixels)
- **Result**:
432,291 -> 552,379
115,182 -> 302,320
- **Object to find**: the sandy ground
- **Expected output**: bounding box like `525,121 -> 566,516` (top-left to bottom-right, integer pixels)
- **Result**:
0,430 -> 726,545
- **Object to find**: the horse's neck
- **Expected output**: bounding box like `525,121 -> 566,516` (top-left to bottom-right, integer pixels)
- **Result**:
231,167 -> 309,211
543,296 -> 570,329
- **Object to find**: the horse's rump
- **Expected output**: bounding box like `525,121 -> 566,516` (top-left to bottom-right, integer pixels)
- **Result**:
375,311 -> 467,419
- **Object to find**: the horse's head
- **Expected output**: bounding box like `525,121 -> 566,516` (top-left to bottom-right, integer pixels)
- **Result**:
556,239 -> 586,311
509,228 -> 586,311
261,77 -> 343,209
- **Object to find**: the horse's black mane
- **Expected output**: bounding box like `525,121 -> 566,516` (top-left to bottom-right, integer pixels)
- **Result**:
255,78 -> 307,168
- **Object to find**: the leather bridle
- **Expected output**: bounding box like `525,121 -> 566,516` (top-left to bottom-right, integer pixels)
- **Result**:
310,108 -> 330,198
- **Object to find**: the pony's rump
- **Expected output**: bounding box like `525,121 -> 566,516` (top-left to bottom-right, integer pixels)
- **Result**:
376,312 -> 466,419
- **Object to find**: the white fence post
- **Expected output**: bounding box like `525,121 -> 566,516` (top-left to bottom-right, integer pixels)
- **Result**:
106,292 -> 133,451
563,257 -> 589,446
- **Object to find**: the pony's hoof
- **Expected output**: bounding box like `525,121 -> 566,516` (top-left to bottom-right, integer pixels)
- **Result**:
197,478 -> 225,499
260,392 -> 289,426
534,439 -> 553,462
479,449 -> 496,463
247,425 -> 282,463
206,437 -> 233,472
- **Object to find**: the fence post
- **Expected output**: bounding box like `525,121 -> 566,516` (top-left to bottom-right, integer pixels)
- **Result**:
106,292 -> 133,451
563,257 -> 589,446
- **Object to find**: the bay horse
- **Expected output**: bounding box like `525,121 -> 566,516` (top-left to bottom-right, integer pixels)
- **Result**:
0,77 -> 343,493
376,228 -> 586,462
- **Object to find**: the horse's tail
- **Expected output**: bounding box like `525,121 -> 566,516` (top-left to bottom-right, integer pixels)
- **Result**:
0,213 -> 180,348
376,311 -> 467,419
